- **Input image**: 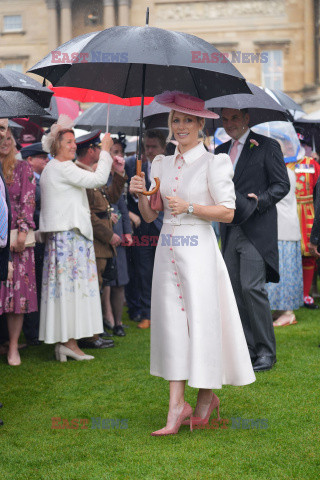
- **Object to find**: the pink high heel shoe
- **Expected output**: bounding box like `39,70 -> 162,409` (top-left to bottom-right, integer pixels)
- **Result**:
151,402 -> 193,436
184,393 -> 220,431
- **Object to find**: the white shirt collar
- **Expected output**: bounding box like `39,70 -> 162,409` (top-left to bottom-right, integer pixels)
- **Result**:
232,128 -> 250,146
173,142 -> 206,165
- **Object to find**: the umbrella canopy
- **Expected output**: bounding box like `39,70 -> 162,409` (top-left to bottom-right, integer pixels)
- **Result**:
29,12 -> 252,195
252,121 -> 300,163
263,87 -> 305,120
294,117 -> 320,151
29,26 -> 250,100
0,68 -> 53,108
206,82 -> 289,127
74,103 -> 141,134
0,90 -> 49,119
37,95 -> 81,127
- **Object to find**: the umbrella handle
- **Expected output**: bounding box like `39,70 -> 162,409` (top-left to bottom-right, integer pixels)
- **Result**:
136,159 -> 160,196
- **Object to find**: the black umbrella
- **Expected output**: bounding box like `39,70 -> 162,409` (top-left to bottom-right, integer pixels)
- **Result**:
75,103 -> 141,135
206,82 -> 289,127
29,9 -> 251,194
294,117 -> 320,151
262,87 -> 305,120
0,68 -> 53,108
0,90 -> 50,119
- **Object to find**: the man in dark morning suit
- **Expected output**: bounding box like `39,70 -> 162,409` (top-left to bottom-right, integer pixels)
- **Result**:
21,143 -> 49,346
215,108 -> 290,372
125,130 -> 165,329
0,118 -> 12,426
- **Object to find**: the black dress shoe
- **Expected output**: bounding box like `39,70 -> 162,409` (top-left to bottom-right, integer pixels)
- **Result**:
0,419 -> 3,426
304,302 -> 319,309
100,331 -> 113,338
253,356 -> 277,372
103,319 -> 115,331
78,338 -> 114,349
131,314 -> 142,323
27,338 -> 42,346
113,325 -> 126,337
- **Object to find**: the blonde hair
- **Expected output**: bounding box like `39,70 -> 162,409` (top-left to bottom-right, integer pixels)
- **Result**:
168,110 -> 205,142
0,128 -> 17,184
50,129 -> 74,157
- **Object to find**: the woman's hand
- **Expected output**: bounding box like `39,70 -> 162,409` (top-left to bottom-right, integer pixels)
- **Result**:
130,172 -> 146,196
111,213 -> 118,224
123,233 -> 133,246
10,231 -> 27,253
165,196 -> 189,216
7,261 -> 13,281
129,212 -> 141,229
110,233 -> 122,247
309,242 -> 320,258
101,133 -> 113,153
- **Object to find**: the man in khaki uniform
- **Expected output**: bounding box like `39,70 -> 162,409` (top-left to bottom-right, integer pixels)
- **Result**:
75,131 -> 127,348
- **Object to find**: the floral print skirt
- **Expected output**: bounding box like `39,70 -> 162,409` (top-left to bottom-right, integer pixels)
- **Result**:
39,229 -> 103,344
266,240 -> 304,311
0,247 -> 37,314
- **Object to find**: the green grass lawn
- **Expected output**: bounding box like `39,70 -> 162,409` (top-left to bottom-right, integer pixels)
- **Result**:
1,307 -> 319,480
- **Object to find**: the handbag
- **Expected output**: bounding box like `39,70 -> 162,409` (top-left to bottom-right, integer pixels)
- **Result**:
10,229 -> 36,248
150,190 -> 164,212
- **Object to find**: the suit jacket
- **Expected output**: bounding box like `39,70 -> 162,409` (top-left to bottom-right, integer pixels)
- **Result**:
0,164 -> 11,281
125,155 -> 163,233
215,130 -> 290,283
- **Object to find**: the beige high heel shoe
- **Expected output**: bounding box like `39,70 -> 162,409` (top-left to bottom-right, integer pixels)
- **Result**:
54,343 -> 94,362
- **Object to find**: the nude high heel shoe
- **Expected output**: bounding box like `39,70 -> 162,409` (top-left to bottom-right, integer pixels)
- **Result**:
55,343 -> 94,362
151,402 -> 193,436
190,393 -> 220,431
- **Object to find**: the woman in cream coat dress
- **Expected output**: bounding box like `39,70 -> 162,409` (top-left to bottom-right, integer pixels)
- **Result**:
130,92 -> 255,436
38,116 -> 117,362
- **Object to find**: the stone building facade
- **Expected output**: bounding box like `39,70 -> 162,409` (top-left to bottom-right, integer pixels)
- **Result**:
0,0 -> 318,112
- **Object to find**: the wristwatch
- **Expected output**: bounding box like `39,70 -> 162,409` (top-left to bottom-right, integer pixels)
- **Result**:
187,203 -> 194,215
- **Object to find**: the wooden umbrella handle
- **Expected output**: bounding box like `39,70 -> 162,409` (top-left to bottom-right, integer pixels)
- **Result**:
136,159 -> 160,196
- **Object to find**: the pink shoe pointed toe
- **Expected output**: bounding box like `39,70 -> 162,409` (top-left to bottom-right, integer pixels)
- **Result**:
151,402 -> 193,436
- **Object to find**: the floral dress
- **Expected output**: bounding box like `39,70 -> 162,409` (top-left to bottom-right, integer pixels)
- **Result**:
0,160 -> 37,314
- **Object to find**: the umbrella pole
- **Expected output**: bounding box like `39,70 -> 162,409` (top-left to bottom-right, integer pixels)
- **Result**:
106,99 -> 110,132
136,62 -> 146,176
136,7 -> 160,196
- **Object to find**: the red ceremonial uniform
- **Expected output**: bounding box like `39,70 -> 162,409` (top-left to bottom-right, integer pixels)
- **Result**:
288,156 -> 320,300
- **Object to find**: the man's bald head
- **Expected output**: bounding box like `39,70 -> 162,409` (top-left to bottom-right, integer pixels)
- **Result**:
0,118 -> 9,145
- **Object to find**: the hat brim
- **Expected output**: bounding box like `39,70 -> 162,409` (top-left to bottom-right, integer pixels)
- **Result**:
156,101 -> 219,119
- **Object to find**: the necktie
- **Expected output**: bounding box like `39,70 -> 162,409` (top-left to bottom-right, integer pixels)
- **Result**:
0,194 -> 8,240
229,139 -> 240,165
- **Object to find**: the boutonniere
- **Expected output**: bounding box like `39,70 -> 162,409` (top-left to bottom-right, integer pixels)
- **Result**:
250,139 -> 259,149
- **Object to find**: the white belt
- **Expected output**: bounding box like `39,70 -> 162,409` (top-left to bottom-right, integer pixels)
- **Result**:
163,215 -> 211,226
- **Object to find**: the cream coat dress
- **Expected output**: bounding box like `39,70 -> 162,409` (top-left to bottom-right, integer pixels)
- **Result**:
150,142 -> 256,389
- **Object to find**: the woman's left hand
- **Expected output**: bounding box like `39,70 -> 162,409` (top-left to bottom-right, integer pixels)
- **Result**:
123,233 -> 133,246
165,196 -> 189,216
10,231 -> 27,253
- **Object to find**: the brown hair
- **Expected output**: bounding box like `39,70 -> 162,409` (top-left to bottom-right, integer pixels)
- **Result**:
168,110 -> 205,142
50,129 -> 74,157
0,128 -> 17,184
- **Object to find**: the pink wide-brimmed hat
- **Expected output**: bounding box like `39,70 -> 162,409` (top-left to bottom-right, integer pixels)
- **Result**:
154,91 -> 219,119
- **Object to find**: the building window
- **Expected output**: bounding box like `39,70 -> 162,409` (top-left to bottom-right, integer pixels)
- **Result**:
261,50 -> 283,90
3,63 -> 23,73
3,15 -> 22,32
